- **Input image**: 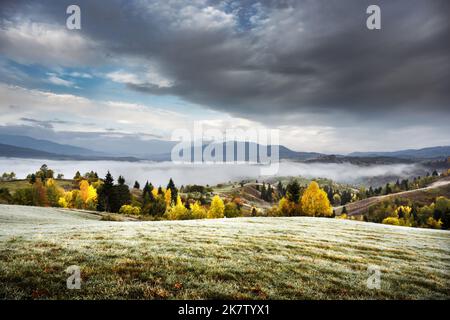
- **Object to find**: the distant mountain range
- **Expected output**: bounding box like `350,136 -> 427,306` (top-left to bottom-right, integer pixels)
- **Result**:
0,134 -> 101,157
147,142 -> 323,162
0,143 -> 68,159
0,134 -> 448,163
0,143 -> 139,162
348,146 -> 450,160
305,154 -> 415,165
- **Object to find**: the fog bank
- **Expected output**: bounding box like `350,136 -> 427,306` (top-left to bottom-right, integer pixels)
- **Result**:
0,158 -> 425,187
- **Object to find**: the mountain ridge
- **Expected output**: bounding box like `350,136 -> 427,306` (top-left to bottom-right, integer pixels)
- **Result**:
349,146 -> 450,159
0,134 -> 100,156
0,143 -> 139,162
1,134 -> 448,162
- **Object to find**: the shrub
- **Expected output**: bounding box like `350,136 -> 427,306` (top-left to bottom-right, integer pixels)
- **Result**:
0,188 -> 13,204
333,194 -> 341,206
184,185 -> 206,193
266,205 -> 283,217
434,196 -> 450,229
58,197 -> 68,208
382,217 -> 401,225
277,196 -> 303,216
426,217 -> 442,229
224,202 -> 240,218
101,214 -> 124,221
119,204 -> 141,215
13,188 -> 34,206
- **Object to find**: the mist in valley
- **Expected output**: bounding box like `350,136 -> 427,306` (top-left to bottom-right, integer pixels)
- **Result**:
0,158 -> 428,187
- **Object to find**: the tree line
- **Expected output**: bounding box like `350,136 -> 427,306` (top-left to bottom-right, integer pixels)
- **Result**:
268,180 -> 334,217
0,165 -> 233,220
362,196 -> 450,229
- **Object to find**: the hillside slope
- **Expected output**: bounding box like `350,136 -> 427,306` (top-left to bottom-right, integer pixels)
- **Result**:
334,177 -> 450,216
0,204 -> 449,299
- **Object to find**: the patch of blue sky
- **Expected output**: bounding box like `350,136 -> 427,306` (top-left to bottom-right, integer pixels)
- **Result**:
0,56 -> 96,93
0,56 -> 219,119
220,1 -> 266,32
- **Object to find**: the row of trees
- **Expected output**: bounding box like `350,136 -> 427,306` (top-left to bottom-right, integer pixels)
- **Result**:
270,170 -> 445,208
271,181 -> 334,217
366,173 -> 440,198
12,178 -> 98,210
322,185 -> 353,206
7,167 -> 232,220
260,183 -> 274,202
58,179 -> 98,210
164,194 -> 226,220
128,177 -> 238,219
26,164 -> 55,183
0,172 -> 16,181
3,165 -> 448,227
274,180 -> 356,207
366,196 -> 450,229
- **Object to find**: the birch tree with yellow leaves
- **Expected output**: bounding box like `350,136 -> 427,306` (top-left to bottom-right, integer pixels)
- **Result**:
301,181 -> 333,217
164,188 -> 172,207
207,195 -> 225,219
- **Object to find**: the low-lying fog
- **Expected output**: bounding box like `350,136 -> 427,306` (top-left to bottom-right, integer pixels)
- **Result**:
0,158 -> 427,187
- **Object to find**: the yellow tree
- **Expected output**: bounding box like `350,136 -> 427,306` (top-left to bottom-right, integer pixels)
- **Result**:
301,181 -> 333,217
85,184 -> 97,210
79,180 -> 90,202
58,191 -> 73,208
394,205 -> 412,218
190,201 -> 207,219
207,195 -> 225,219
384,205 -> 414,227
79,180 -> 97,210
278,196 -> 295,216
166,195 -> 190,220
164,188 -> 172,207
46,178 -> 64,207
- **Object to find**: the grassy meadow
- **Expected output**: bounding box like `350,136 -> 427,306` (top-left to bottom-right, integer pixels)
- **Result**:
0,204 -> 449,299
0,179 -> 74,193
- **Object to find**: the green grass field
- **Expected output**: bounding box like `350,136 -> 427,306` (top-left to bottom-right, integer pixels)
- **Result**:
0,204 -> 449,299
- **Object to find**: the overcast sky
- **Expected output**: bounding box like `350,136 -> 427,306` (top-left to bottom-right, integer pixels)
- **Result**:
0,0 -> 449,153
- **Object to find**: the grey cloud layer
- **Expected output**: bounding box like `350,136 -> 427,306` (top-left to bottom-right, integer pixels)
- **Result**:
0,0 -> 449,127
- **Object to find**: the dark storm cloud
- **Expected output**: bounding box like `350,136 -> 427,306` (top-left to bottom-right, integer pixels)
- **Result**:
0,0 -> 449,126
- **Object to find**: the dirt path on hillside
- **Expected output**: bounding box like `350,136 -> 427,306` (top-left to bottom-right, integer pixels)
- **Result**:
334,176 -> 450,216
